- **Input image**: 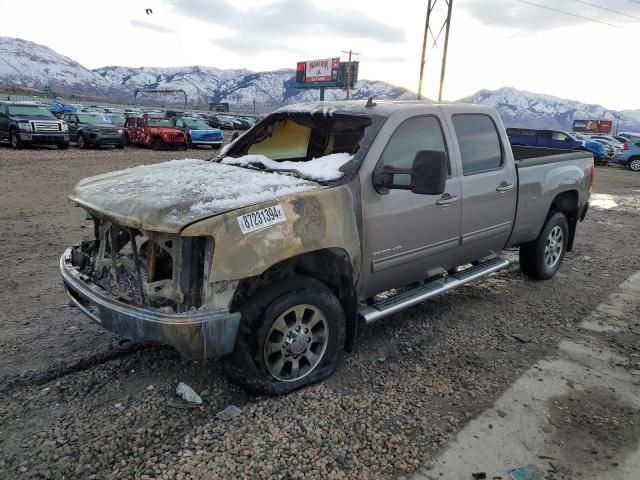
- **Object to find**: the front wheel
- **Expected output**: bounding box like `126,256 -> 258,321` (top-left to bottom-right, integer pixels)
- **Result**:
77,134 -> 87,149
10,131 -> 22,150
221,276 -> 345,395
629,158 -> 640,172
519,211 -> 569,280
152,138 -> 163,151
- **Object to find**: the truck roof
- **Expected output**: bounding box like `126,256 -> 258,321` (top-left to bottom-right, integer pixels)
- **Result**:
276,99 -> 495,118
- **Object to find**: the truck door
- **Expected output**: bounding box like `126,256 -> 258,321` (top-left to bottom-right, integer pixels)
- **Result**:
66,114 -> 78,141
361,114 -> 462,297
449,113 -> 517,261
0,104 -> 8,140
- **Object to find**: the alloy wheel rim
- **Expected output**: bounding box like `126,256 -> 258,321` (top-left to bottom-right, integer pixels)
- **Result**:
544,225 -> 563,268
11,134 -> 17,147
78,136 -> 85,148
631,159 -> 640,171
263,304 -> 328,382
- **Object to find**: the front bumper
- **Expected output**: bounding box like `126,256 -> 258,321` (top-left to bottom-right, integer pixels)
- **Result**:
20,133 -> 69,144
86,133 -> 125,146
60,247 -> 240,359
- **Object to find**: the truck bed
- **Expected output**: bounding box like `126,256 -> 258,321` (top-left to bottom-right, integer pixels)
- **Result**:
512,145 -> 591,165
508,146 -> 593,247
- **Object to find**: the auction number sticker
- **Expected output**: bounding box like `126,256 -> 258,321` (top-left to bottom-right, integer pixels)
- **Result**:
237,205 -> 287,234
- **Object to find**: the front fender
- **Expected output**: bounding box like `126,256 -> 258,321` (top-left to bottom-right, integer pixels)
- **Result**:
181,185 -> 361,283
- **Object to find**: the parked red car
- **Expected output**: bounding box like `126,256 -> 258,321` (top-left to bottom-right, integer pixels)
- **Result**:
124,115 -> 187,150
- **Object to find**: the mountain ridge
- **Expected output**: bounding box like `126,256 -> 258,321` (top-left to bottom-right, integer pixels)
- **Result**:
1,36 -> 639,132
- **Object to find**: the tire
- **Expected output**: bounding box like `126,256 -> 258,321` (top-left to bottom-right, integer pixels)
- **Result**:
57,142 -> 69,150
9,130 -> 22,150
221,276 -> 345,395
123,134 -> 130,147
152,138 -> 163,151
519,211 -> 569,280
629,158 -> 640,172
77,134 -> 87,149
116,143 -> 125,150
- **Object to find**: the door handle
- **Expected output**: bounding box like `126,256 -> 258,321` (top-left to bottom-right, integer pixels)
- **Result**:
436,194 -> 458,206
496,182 -> 514,193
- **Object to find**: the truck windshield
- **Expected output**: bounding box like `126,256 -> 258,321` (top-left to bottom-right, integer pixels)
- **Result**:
220,112 -> 376,182
147,118 -> 173,127
106,115 -> 125,125
77,114 -> 109,124
182,118 -> 210,129
8,105 -> 55,117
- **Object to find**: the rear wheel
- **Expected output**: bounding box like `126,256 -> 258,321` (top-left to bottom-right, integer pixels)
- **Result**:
77,134 -> 87,149
9,130 -> 22,150
221,276 -> 345,395
57,142 -> 69,150
629,158 -> 640,172
520,211 -> 569,280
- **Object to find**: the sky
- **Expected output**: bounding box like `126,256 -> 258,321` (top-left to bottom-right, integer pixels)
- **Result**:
1,0 -> 639,109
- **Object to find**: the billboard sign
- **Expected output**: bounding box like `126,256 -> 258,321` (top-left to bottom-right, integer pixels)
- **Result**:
296,58 -> 340,86
573,119 -> 613,134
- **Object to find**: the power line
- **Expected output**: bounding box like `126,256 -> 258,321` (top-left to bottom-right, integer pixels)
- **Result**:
565,0 -> 640,21
516,0 -> 619,27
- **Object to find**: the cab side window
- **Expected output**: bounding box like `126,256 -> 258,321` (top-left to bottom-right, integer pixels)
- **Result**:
380,116 -> 448,185
0,104 -> 6,116
551,131 -> 568,141
452,114 -> 503,175
136,118 -> 145,128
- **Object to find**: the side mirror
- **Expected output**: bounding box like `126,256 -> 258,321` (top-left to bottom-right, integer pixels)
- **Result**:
565,137 -> 573,142
410,150 -> 448,195
231,130 -> 240,141
373,150 -> 448,195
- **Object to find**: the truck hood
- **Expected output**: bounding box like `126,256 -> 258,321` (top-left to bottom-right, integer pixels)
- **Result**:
69,159 -> 320,233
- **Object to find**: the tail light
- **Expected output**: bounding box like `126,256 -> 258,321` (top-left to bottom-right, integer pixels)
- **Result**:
623,143 -> 629,150
589,165 -> 595,191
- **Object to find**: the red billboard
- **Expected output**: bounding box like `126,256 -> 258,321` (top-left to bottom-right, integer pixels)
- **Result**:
296,58 -> 340,85
573,119 -> 613,134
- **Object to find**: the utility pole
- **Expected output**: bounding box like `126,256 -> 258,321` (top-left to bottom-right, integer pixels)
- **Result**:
417,0 -> 454,101
438,0 -> 453,102
342,50 -> 360,100
418,0 -> 433,100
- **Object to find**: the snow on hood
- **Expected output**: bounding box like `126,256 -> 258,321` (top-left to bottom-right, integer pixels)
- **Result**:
70,159 -> 320,233
221,153 -> 353,182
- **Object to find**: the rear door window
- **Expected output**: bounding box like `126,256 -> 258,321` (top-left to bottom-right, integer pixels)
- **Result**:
452,114 -> 503,175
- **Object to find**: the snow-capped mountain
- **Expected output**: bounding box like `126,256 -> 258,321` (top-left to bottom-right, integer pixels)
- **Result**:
1,36 -> 639,132
94,65 -> 415,107
460,87 -> 640,132
0,37 -> 123,97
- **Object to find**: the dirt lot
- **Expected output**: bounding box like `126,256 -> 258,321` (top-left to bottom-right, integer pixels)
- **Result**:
1,145 -> 639,480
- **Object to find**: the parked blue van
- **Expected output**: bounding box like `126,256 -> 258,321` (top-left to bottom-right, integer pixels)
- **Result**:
507,128 -> 608,165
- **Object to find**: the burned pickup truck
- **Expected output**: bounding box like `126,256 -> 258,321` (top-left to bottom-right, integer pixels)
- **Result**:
61,101 -> 594,394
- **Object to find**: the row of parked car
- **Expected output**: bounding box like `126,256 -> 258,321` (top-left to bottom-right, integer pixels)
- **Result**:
506,127 -> 640,171
0,101 -> 258,150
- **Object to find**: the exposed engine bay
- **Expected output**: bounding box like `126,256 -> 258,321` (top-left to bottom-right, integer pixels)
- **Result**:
69,217 -> 210,313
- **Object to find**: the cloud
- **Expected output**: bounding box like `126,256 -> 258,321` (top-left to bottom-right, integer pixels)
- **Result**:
458,0 -> 640,32
167,0 -> 405,53
364,55 -> 409,64
129,20 -> 175,34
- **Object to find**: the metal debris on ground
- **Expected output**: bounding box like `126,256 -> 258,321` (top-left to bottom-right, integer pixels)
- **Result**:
216,405 -> 242,421
511,333 -> 533,343
175,382 -> 202,404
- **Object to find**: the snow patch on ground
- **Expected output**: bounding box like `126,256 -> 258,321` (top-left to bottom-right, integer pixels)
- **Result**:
221,153 -> 353,182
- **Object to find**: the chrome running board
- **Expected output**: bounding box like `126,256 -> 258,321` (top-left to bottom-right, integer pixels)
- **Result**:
359,257 -> 509,324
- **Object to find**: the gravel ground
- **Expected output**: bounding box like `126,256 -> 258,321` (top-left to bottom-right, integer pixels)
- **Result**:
0,144 -> 639,480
